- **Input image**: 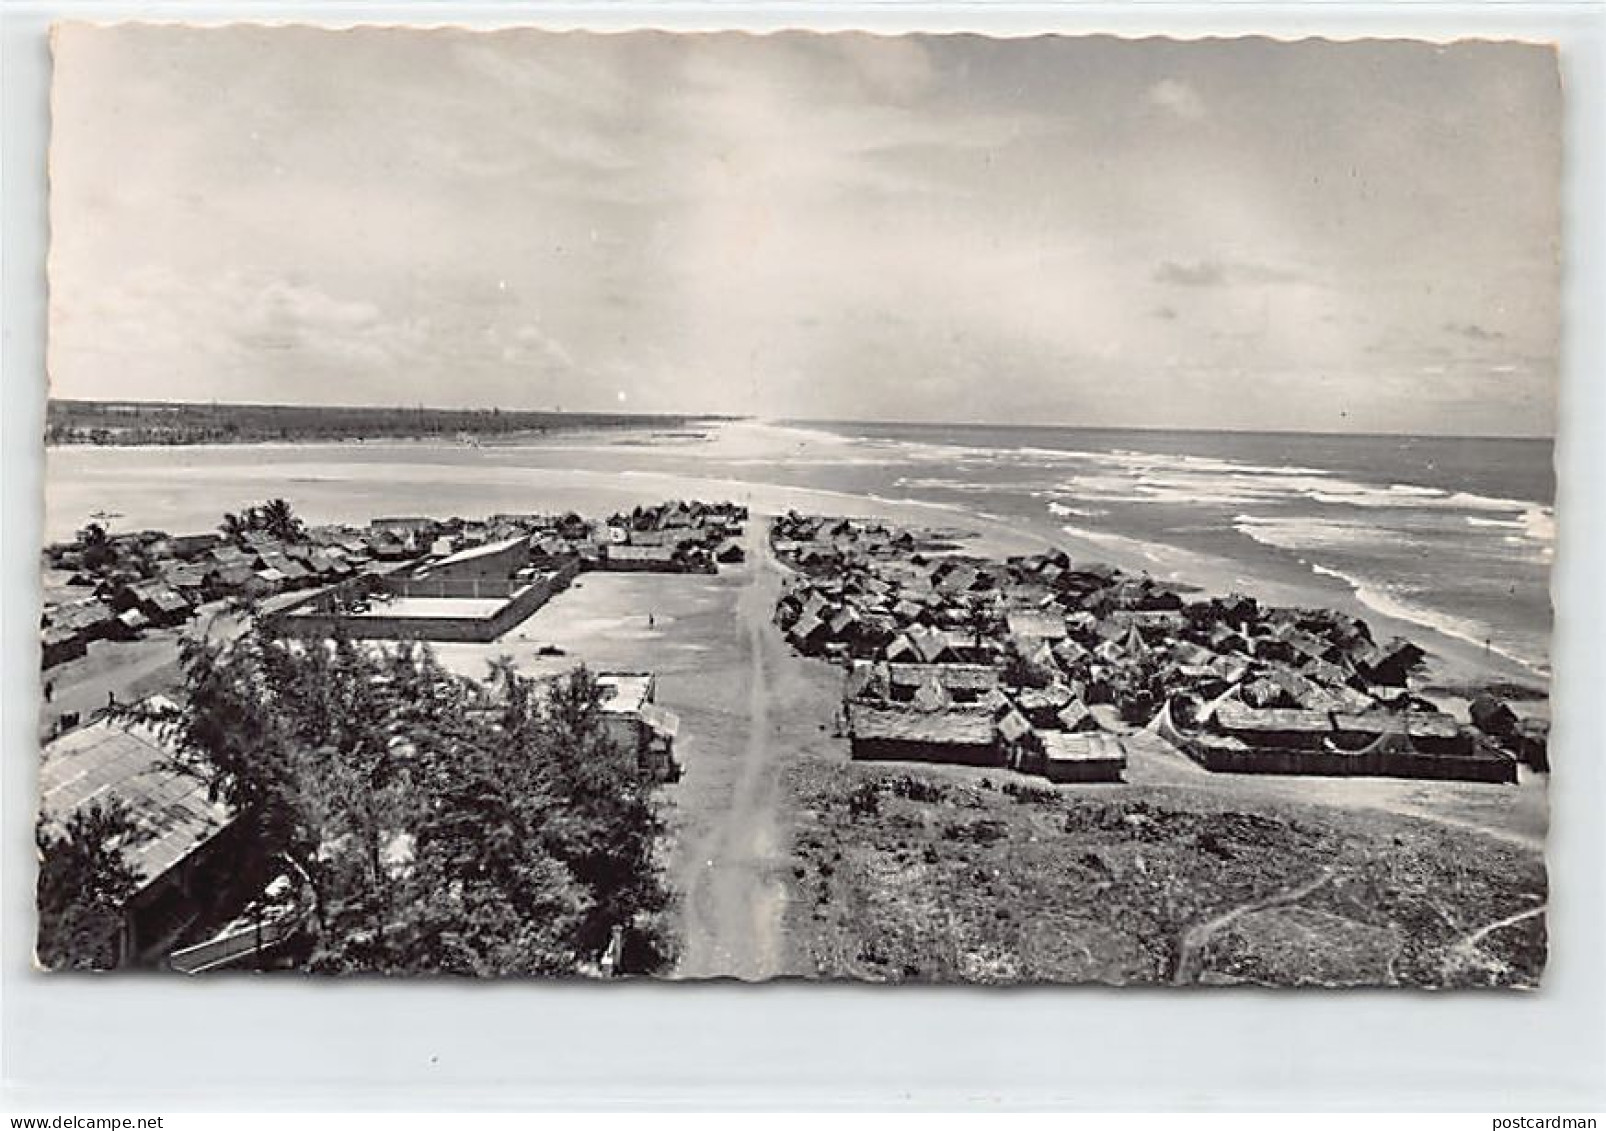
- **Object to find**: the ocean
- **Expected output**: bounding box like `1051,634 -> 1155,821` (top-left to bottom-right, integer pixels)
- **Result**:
42,418 -> 1555,680
791,421 -> 1555,679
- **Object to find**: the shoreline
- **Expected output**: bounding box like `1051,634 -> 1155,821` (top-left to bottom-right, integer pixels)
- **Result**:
915,493 -> 1548,702
42,420 -> 1550,704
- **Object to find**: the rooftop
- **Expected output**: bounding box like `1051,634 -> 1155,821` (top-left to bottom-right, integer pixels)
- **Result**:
39,701 -> 233,894
596,672 -> 655,715
887,663 -> 999,692
1039,730 -> 1126,765
427,534 -> 527,570
1215,700 -> 1463,741
847,704 -> 995,746
609,545 -> 676,562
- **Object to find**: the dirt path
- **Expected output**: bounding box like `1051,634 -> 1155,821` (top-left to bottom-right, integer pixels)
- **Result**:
1439,900 -> 1548,980
1457,901 -> 1549,950
39,595 -> 295,741
1172,869 -> 1335,985
673,520 -> 791,980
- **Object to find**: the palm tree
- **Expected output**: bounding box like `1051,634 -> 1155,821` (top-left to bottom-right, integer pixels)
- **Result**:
259,498 -> 305,543
77,522 -> 115,571
967,597 -> 999,653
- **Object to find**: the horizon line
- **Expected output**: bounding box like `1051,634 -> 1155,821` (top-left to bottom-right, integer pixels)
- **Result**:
782,415 -> 1557,443
44,397 -> 1555,443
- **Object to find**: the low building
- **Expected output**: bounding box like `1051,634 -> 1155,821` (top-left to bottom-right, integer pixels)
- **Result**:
603,545 -> 680,572
159,562 -> 211,596
415,534 -> 530,585
886,663 -> 999,704
257,552 -> 311,585
38,701 -> 241,967
595,672 -> 682,782
271,559 -> 580,644
1037,730 -> 1126,783
1006,609 -> 1068,642
372,517 -> 437,536
112,580 -> 190,627
47,597 -> 117,645
41,625 -> 86,669
1191,699 -> 1513,782
845,704 -> 999,766
1469,693 -> 1520,739
114,608 -> 150,638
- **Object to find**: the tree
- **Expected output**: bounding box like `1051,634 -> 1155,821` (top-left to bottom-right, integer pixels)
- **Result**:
219,499 -> 305,543
160,628 -> 673,976
966,598 -> 1000,652
520,666 -> 672,967
35,799 -> 146,970
77,522 -> 115,572
259,498 -> 306,543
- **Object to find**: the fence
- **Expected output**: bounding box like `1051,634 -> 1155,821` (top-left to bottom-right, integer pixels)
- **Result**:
265,557 -> 581,643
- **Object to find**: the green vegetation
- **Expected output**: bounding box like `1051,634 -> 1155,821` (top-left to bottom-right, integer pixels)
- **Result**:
220,497 -> 306,543
45,398 -> 722,447
141,629 -> 671,975
75,522 -> 116,572
786,762 -> 1546,987
35,799 -> 147,970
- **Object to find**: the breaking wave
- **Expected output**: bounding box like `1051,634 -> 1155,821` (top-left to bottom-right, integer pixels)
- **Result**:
1310,564 -> 1549,677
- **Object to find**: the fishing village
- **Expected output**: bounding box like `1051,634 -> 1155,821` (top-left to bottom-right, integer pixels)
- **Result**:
769,511 -> 1547,784
20,18 -> 1591,1116
34,498 -> 1551,986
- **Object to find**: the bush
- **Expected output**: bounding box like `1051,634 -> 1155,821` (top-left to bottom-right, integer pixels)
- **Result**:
942,818 -> 1009,845
1002,781 -> 1060,806
887,774 -> 949,803
847,779 -> 882,818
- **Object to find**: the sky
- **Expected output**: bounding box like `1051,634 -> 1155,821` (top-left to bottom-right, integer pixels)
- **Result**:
48,26 -> 1561,435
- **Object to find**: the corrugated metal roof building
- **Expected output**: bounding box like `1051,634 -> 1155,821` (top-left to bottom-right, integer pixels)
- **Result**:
39,701 -> 238,965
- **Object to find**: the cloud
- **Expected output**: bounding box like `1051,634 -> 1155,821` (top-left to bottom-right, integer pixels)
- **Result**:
832,33 -> 937,103
1153,259 -> 1305,288
1445,321 -> 1506,342
44,26 -> 1561,435
1154,260 -> 1227,287
1148,78 -> 1207,121
1232,262 -> 1305,285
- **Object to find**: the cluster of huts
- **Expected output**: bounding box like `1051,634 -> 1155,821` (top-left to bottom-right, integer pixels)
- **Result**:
41,501 -> 751,670
597,500 -> 747,573
41,527 -> 362,668
364,501 -> 746,575
770,512 -> 1544,786
39,519 -> 462,668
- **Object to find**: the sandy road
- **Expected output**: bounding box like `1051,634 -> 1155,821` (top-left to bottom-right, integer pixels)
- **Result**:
39,593 -> 302,741
672,519 -> 794,980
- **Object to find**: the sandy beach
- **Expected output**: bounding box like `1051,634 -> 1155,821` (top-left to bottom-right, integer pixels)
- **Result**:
42,419 -> 1547,702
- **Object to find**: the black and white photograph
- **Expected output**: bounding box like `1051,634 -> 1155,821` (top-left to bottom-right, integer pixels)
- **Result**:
36,24 -> 1558,987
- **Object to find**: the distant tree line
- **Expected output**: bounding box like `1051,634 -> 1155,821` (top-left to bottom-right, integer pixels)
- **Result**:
45,399 -> 731,447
